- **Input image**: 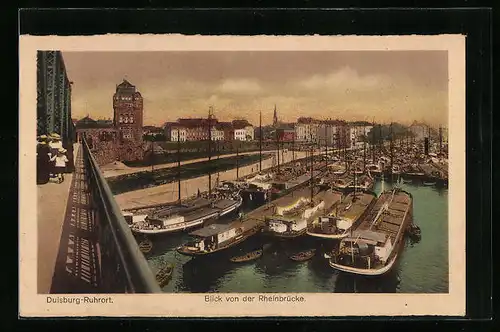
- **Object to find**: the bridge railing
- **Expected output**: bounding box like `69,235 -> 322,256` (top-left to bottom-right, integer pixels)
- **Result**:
82,138 -> 161,293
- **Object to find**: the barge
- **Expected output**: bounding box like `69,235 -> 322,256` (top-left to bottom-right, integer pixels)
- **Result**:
176,219 -> 262,257
307,190 -> 377,240
328,188 -> 413,276
263,187 -> 341,239
130,196 -> 242,235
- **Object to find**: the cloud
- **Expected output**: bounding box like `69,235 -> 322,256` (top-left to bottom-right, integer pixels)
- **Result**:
216,79 -> 263,94
298,67 -> 391,92
70,67 -> 447,128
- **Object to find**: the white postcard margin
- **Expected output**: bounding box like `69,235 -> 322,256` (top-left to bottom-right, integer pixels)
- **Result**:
19,34 -> 466,317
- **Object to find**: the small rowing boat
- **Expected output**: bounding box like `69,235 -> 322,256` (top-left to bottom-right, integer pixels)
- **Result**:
290,249 -> 316,262
155,263 -> 174,288
230,249 -> 263,263
423,181 -> 436,186
138,238 -> 153,254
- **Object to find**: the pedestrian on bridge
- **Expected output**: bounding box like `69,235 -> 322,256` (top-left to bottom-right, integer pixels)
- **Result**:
36,136 -> 51,184
50,148 -> 69,184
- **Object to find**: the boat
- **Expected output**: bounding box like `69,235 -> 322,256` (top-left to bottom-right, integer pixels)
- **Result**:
229,249 -> 263,263
176,220 -> 262,257
307,190 -> 377,240
329,188 -> 413,276
155,263 -> 174,288
130,196 -> 242,235
366,163 -> 383,177
130,108 -> 243,235
270,169 -> 324,199
401,177 -> 413,184
406,223 -> 422,241
423,181 -> 436,186
290,249 -> 316,262
263,188 -> 340,239
138,238 -> 153,254
346,173 -> 374,191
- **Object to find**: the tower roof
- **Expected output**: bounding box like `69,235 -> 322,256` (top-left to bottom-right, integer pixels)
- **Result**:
117,79 -> 134,88
116,79 -> 136,94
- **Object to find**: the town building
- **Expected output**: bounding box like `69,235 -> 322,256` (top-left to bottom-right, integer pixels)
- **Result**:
234,128 -> 247,141
164,117 -> 254,142
211,125 -> 225,141
408,121 -> 430,140
219,122 -> 235,142
276,128 -> 295,142
347,121 -> 373,147
294,117 -> 320,142
232,119 -> 254,141
75,79 -> 145,164
167,124 -> 187,142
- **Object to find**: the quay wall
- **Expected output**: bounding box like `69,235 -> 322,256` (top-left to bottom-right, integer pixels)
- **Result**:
114,150 -> 309,210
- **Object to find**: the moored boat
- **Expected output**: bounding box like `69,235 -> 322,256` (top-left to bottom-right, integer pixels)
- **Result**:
138,238 -> 153,254
346,173 -> 374,191
155,263 -> 174,288
130,196 -> 242,235
230,249 -> 263,263
329,188 -> 413,276
290,249 -> 316,262
307,190 -> 377,240
176,219 -> 262,257
263,188 -> 341,239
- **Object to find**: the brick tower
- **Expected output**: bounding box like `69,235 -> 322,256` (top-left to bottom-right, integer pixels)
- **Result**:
113,79 -> 143,143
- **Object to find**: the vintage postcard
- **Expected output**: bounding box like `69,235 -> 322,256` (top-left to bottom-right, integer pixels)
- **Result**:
19,34 -> 466,317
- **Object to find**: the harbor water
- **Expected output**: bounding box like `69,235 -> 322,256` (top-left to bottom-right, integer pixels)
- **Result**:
146,179 -> 448,293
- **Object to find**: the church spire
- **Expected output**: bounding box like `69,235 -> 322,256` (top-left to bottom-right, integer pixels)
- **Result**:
273,104 -> 278,127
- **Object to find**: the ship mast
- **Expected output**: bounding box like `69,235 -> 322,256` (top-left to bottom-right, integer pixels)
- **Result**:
379,123 -> 382,160
217,139 -> 220,186
363,132 -> 366,173
390,122 -> 394,180
236,141 -> 239,180
406,127 -> 410,154
372,118 -> 375,163
343,127 -> 347,170
310,135 -> 314,204
151,139 -> 154,174
276,128 -> 280,173
259,110 -> 262,172
208,106 -> 213,196
324,123 -> 328,169
439,125 -> 443,154
353,159 -> 357,201
177,129 -> 181,202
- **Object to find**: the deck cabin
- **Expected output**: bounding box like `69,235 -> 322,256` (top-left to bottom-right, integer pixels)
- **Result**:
265,195 -> 325,236
186,223 -> 244,253
336,229 -> 392,269
309,191 -> 376,237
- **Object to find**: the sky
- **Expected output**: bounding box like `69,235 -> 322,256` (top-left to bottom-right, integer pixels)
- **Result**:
62,51 -> 448,127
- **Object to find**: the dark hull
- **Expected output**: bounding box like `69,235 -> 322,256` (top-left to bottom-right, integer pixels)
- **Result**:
176,227 -> 261,257
263,228 -> 307,239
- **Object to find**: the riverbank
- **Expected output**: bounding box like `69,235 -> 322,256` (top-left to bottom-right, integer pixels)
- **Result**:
107,153 -> 273,195
102,150 -> 277,178
114,150 -> 307,210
